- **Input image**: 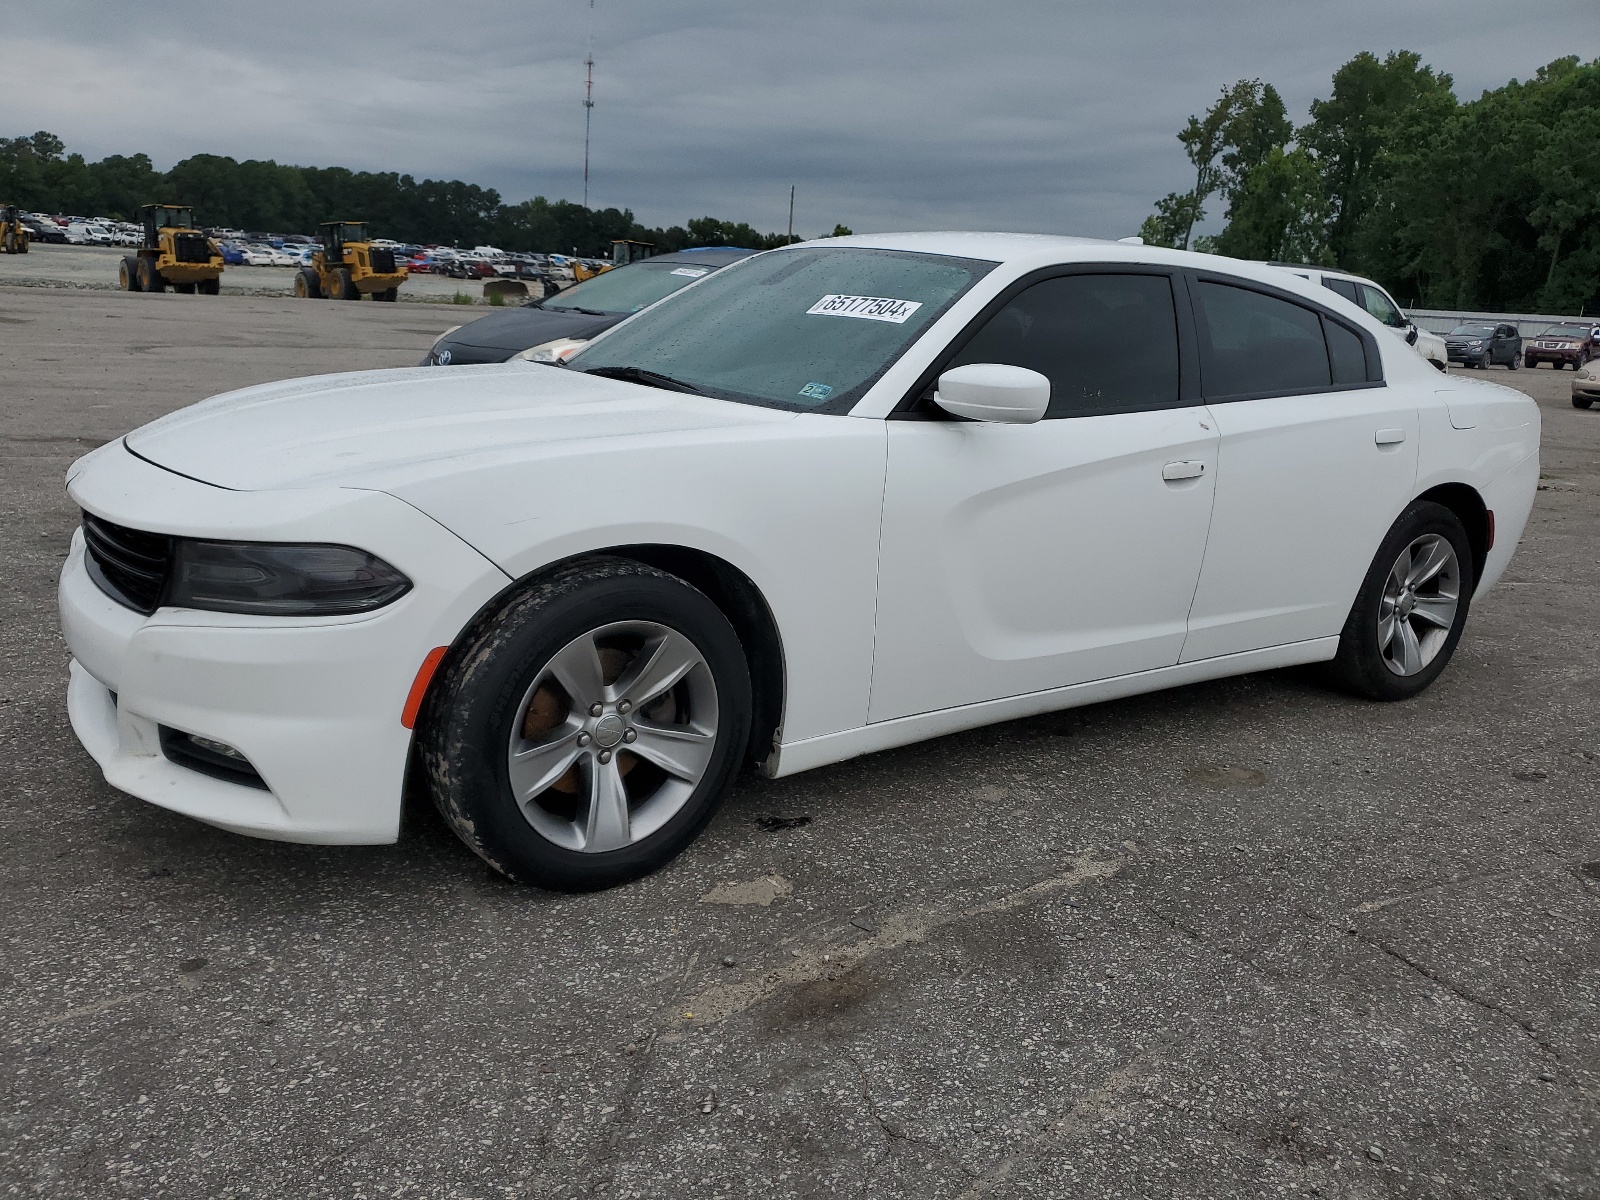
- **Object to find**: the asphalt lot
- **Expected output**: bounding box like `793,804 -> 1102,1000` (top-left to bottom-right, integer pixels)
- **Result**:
0,242 -> 531,303
2,286 -> 1597,1199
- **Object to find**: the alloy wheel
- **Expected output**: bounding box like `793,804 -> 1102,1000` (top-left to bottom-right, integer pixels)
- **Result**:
1378,534 -> 1461,676
506,620 -> 719,852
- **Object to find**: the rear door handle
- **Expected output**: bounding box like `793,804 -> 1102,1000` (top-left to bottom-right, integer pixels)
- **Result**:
1375,428 -> 1407,445
1162,460 -> 1206,481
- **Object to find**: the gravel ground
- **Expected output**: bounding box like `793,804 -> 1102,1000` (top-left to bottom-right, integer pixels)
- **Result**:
1,286 -> 1596,1199
0,241 -> 534,304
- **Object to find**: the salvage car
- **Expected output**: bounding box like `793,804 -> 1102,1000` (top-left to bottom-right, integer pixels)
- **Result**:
422,247 -> 753,366
1573,362 -> 1600,408
1525,323 -> 1592,369
1445,322 -> 1522,369
59,233 -> 1539,891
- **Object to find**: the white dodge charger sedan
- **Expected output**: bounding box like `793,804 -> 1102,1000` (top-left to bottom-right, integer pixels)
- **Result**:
59,233 -> 1539,890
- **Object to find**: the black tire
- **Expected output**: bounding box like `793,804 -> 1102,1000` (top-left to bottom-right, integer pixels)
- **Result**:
136,257 -> 164,293
378,287 -> 398,302
197,277 -> 220,296
173,282 -> 196,294
1575,396 -> 1594,410
119,256 -> 140,291
1325,501 -> 1475,702
1478,355 -> 1490,369
293,268 -> 321,299
331,267 -> 357,299
420,557 -> 753,891
1507,353 -> 1519,370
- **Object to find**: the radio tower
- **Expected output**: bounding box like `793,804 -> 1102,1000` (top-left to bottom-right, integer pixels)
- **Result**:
582,0 -> 595,209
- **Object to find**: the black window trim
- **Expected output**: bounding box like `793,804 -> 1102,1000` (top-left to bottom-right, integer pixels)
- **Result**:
1183,269 -> 1386,405
890,261 -> 1200,420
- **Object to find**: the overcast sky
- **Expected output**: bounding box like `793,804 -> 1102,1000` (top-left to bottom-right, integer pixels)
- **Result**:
4,1 -> 1595,238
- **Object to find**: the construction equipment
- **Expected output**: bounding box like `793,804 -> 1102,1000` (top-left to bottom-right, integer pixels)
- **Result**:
293,221 -> 407,301
0,204 -> 30,254
572,239 -> 655,282
118,204 -> 223,294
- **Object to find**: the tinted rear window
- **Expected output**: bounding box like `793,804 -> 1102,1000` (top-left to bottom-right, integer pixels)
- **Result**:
1195,281 -> 1331,398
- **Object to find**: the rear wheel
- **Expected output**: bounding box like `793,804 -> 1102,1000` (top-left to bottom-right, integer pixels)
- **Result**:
173,282 -> 196,294
197,277 -> 220,295
1326,501 -> 1474,701
293,269 -> 321,299
119,256 -> 140,291
420,558 -> 752,891
135,257 -> 164,293
378,287 -> 398,302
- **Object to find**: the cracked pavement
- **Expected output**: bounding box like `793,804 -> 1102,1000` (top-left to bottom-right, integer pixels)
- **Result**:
1,288 -> 1597,1198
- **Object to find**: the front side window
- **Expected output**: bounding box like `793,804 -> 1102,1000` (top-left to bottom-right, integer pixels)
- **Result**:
568,247 -> 992,412
1195,281 -> 1331,398
946,273 -> 1180,418
1358,284 -> 1406,328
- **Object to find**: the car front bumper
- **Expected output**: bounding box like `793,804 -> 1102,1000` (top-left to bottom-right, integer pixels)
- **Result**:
59,444 -> 510,844
1525,347 -> 1582,364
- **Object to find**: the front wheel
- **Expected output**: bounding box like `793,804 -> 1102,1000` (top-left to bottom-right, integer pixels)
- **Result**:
1326,501 -> 1474,701
420,558 -> 752,891
1507,353 -> 1519,370
1575,396 -> 1594,410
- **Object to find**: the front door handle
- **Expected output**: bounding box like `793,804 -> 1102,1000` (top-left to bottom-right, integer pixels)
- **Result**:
1375,428 -> 1407,446
1162,460 -> 1206,481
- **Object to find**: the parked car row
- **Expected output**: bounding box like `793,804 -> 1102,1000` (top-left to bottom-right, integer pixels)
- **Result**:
1443,321 -> 1599,370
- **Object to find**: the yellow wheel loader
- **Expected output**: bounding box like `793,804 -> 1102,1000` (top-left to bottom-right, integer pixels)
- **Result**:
294,221 -> 407,301
119,204 -> 223,294
572,238 -> 655,282
1,205 -> 30,254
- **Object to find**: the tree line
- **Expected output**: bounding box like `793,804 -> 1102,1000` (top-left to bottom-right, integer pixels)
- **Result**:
0,132 -> 844,254
1140,53 -> 1600,315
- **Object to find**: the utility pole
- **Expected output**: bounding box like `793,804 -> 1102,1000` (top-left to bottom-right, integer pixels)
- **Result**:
582,0 -> 595,209
787,185 -> 795,243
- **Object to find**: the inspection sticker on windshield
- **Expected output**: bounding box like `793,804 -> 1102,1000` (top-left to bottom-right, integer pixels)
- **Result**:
798,382 -> 833,400
670,267 -> 708,278
806,294 -> 923,324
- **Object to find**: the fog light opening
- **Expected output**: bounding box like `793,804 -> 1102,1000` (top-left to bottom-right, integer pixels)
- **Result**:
158,726 -> 269,791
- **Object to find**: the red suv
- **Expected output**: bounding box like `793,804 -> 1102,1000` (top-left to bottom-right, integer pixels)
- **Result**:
1524,323 -> 1595,370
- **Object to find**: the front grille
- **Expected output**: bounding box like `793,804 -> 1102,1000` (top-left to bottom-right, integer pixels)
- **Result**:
82,512 -> 171,613
369,247 -> 397,273
173,232 -> 213,263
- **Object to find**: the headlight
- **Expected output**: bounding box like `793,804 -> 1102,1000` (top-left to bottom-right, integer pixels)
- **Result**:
170,541 -> 412,615
1466,340 -> 1483,348
513,337 -> 588,363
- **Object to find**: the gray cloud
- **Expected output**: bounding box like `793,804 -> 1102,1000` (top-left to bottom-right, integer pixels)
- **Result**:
4,0 -> 1594,238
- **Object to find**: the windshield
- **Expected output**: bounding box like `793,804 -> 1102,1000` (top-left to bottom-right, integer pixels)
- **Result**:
1450,325 -> 1494,337
541,259 -> 728,314
566,246 -> 993,412
1544,325 -> 1587,338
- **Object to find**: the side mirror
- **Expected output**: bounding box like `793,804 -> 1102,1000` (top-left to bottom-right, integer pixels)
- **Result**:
933,363 -> 1050,424
1405,324 -> 1419,346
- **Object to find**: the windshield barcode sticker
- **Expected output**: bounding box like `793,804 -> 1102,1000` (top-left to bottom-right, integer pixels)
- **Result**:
806,294 -> 924,324
670,267 -> 709,277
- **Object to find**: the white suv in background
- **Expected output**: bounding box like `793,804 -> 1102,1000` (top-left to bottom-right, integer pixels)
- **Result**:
1268,264 -> 1448,372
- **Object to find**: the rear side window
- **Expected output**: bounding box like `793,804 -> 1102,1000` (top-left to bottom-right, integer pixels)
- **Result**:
1325,319 -> 1367,386
1357,284 -> 1405,328
1322,277 -> 1359,304
947,273 -> 1180,418
1194,281 -> 1330,398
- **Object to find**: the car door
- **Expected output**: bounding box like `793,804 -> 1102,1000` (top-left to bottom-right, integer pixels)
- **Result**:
1181,273 -> 1419,661
869,267 -> 1218,722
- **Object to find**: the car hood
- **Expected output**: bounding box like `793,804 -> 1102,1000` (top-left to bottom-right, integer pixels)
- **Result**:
124,364 -> 795,492
443,306 -> 619,352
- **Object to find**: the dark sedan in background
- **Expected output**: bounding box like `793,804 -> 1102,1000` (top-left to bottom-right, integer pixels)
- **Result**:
420,246 -> 755,366
1444,322 -> 1521,369
1524,323 -> 1593,370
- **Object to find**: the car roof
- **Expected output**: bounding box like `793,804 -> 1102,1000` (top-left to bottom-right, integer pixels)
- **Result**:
649,247 -> 756,265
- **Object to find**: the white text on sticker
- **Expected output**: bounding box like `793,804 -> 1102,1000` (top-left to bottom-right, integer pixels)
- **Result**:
806,294 -> 924,324
670,267 -> 709,278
